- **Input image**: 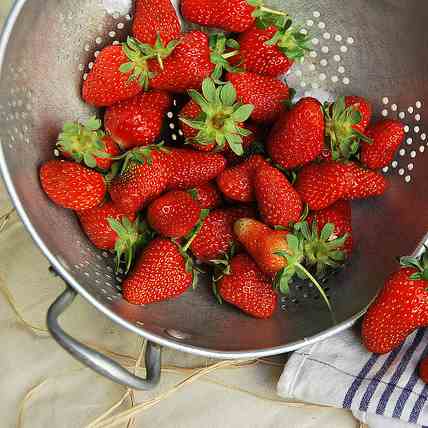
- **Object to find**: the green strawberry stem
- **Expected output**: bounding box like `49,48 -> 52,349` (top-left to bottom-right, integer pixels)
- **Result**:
294,262 -> 333,313
222,50 -> 240,60
210,245 -> 238,303
209,34 -> 242,80
259,5 -> 287,16
138,33 -> 180,70
248,0 -> 288,23
188,188 -> 199,200
175,239 -> 203,290
298,204 -> 310,222
212,282 -> 223,304
104,161 -> 121,183
182,209 -> 210,252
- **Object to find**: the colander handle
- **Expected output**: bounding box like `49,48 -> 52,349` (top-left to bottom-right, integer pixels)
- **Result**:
47,286 -> 161,390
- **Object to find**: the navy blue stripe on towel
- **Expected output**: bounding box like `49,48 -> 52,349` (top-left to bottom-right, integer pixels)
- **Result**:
359,344 -> 404,412
409,384 -> 428,424
376,330 -> 425,415
393,339 -> 428,419
393,367 -> 423,419
343,354 -> 380,409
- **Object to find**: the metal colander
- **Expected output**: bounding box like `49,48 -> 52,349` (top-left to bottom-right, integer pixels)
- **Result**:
1,0 -> 427,390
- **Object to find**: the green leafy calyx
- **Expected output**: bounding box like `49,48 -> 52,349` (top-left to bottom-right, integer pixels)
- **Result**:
108,216 -> 153,274
295,220 -> 348,279
248,0 -> 289,29
324,96 -> 372,162
137,32 -> 180,70
209,33 -> 241,82
210,244 -> 239,304
180,77 -> 254,156
174,239 -> 205,291
274,231 -> 333,313
57,116 -> 109,169
263,17 -> 311,61
400,249 -> 428,281
120,37 -> 156,90
119,142 -> 169,174
274,233 -> 304,295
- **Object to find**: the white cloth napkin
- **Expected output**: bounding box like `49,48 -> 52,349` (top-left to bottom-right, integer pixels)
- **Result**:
277,327 -> 428,428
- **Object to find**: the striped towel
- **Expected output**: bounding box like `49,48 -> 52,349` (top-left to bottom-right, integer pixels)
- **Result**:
277,327 -> 428,427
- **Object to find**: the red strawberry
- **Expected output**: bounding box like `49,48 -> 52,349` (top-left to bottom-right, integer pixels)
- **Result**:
96,138 -> 121,170
150,31 -> 215,93
217,253 -> 277,319
57,117 -> 120,170
77,201 -> 137,250
179,100 -> 201,142
343,162 -> 389,200
237,22 -> 309,77
361,120 -> 405,169
77,201 -> 145,273
82,40 -> 151,107
104,90 -> 172,150
362,254 -> 428,354
190,206 -> 255,262
189,183 -> 222,209
325,96 -> 373,161
267,97 -> 325,169
227,205 -> 258,224
345,96 -> 372,134
227,71 -> 289,123
419,357 -> 428,384
217,155 -> 268,203
234,218 -> 289,276
189,210 -> 233,262
40,160 -> 106,211
180,0 -> 286,33
167,148 -> 226,190
123,238 -> 193,304
109,147 -> 170,213
132,0 -> 181,46
254,163 -> 302,227
308,200 -> 353,254
295,161 -> 349,211
147,191 -> 202,239
178,77 -> 254,154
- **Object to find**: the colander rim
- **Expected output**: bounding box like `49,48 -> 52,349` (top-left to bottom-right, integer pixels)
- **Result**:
0,0 -> 368,359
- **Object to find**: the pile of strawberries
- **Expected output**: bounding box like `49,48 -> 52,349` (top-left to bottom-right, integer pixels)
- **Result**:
39,0 -> 406,320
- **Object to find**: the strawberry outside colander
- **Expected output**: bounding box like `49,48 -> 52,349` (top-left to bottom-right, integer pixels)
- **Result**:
0,0 -> 427,390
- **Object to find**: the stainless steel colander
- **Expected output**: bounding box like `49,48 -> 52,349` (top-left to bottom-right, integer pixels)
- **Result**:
1,0 -> 427,390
